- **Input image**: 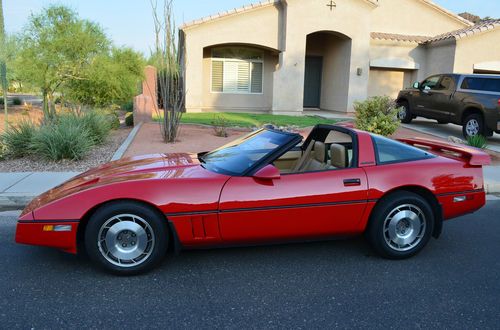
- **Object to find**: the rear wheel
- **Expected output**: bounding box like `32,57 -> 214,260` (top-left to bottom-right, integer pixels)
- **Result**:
397,101 -> 413,124
462,113 -> 492,138
366,192 -> 434,259
85,201 -> 168,275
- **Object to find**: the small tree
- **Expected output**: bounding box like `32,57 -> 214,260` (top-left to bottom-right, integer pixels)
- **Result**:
354,96 -> 401,137
14,5 -> 109,119
64,47 -> 144,108
151,0 -> 185,143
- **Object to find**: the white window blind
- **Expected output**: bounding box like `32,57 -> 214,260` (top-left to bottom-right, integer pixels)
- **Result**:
251,62 -> 263,93
211,48 -> 263,94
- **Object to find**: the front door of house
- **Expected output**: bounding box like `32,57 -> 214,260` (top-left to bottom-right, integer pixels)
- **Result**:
303,56 -> 323,108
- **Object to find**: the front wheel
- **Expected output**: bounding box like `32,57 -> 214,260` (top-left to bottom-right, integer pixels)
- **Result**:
397,101 -> 413,124
366,192 -> 434,259
85,201 -> 168,275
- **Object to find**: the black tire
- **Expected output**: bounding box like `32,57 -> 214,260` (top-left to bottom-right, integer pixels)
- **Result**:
85,201 -> 168,275
462,113 -> 493,139
366,192 -> 434,259
397,101 -> 413,124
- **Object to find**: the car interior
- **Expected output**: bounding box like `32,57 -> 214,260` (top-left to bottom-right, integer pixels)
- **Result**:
274,127 -> 355,174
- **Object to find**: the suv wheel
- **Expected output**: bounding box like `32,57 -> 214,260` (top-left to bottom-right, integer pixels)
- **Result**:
397,101 -> 413,124
462,113 -> 492,139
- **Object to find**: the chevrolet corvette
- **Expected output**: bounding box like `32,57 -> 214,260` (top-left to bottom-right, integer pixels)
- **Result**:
15,124 -> 490,274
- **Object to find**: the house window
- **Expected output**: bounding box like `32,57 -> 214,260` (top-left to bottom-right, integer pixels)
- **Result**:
211,47 -> 263,94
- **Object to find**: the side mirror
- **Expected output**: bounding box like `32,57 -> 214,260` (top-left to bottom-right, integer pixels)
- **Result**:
253,164 -> 281,180
413,82 -> 420,89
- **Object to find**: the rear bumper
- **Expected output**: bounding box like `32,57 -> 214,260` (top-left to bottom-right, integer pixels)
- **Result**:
15,220 -> 79,254
438,190 -> 486,220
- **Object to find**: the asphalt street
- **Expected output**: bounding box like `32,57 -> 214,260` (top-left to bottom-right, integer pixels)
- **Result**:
1,200 -> 499,329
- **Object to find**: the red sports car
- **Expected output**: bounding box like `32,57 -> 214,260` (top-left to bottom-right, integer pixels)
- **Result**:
15,125 -> 490,274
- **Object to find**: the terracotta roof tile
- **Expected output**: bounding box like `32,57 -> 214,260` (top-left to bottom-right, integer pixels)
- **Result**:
423,19 -> 500,43
370,32 -> 431,43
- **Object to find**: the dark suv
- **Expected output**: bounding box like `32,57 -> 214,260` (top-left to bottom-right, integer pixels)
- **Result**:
396,74 -> 500,138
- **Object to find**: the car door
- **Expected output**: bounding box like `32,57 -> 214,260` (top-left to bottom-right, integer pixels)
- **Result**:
421,75 -> 456,122
412,75 -> 441,117
217,168 -> 368,243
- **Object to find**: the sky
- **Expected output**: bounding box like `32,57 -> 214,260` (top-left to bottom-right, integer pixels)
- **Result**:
3,0 -> 500,56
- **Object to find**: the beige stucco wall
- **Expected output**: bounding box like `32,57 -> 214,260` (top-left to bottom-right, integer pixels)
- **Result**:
271,0 -> 375,114
201,47 -> 278,112
181,0 -> 483,114
371,0 -> 468,36
368,69 -> 413,99
424,40 -> 456,77
453,29 -> 500,74
183,4 -> 281,112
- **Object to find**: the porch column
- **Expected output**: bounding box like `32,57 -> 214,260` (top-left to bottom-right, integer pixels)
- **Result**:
184,36 -> 204,113
271,34 -> 307,115
346,37 -> 371,112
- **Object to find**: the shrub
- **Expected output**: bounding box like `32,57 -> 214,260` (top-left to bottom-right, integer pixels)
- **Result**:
12,97 -> 22,106
125,112 -> 134,126
1,119 -> 37,158
32,115 -> 93,161
212,114 -> 228,137
80,110 -> 112,144
467,135 -> 487,149
354,96 -> 401,136
121,100 -> 134,112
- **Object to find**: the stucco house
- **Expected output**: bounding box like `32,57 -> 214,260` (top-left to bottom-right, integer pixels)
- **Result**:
179,0 -> 500,114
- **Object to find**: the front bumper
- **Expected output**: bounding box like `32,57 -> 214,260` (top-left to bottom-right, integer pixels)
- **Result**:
15,220 -> 79,254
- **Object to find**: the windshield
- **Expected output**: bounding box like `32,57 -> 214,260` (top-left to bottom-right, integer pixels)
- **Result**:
200,129 -> 301,176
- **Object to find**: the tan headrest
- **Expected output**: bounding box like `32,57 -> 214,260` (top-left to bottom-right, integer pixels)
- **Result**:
313,142 -> 326,162
330,144 -> 347,168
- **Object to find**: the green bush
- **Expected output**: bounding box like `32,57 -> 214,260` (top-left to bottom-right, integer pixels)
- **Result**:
121,100 -> 134,112
80,111 -> 112,144
211,114 -> 228,137
12,97 -> 22,106
467,135 -> 487,149
354,96 -> 401,136
125,112 -> 134,126
1,119 -> 37,158
32,115 -> 93,161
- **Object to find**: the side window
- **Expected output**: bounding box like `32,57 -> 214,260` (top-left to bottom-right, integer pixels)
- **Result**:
421,76 -> 441,90
435,76 -> 454,90
461,77 -> 483,90
482,79 -> 500,93
372,135 -> 434,165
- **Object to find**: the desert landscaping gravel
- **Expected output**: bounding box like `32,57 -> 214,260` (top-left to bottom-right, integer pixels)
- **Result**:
0,127 -> 131,172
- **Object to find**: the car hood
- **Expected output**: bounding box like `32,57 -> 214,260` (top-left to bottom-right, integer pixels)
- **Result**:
21,153 -> 205,217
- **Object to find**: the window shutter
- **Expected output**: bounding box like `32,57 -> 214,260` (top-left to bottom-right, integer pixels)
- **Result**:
237,62 -> 250,92
223,61 -> 239,92
212,60 -> 223,92
251,62 -> 263,93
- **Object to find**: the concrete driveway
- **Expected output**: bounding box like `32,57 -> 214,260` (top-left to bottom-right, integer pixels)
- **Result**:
403,118 -> 500,153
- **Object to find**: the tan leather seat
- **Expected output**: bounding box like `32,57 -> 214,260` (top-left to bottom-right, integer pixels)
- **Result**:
291,139 -> 315,173
299,141 -> 327,172
330,143 -> 347,168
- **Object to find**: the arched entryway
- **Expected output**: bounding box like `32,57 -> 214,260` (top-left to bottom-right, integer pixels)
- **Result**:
304,31 -> 352,111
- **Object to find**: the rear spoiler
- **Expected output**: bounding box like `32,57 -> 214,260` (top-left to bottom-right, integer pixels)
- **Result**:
397,137 -> 491,166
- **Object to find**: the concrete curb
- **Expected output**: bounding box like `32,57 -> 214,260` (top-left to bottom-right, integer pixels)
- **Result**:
111,122 -> 143,161
0,193 -> 37,211
486,183 -> 500,194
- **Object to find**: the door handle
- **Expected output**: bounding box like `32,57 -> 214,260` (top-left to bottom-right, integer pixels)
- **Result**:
343,178 -> 361,186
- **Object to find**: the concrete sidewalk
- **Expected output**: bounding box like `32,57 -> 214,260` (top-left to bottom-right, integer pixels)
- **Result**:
0,166 -> 499,211
0,172 -> 79,210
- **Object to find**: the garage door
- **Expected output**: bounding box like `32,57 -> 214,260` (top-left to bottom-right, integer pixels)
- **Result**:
368,69 -> 413,99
